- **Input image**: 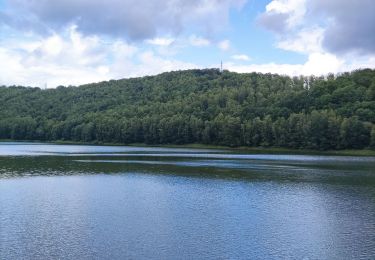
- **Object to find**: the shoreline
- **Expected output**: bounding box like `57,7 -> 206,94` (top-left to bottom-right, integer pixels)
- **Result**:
1,139 -> 374,157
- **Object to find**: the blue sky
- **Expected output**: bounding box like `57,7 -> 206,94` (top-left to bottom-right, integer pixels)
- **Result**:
0,0 -> 374,87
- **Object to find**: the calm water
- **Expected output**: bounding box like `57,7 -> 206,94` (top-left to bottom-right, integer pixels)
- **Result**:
1,143 -> 374,259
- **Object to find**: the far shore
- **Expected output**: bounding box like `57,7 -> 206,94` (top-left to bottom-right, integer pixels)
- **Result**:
1,139 -> 375,157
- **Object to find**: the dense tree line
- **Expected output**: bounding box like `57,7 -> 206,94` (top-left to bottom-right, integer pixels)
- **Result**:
0,68 -> 375,150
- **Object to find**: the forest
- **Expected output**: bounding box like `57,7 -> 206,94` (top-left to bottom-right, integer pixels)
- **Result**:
0,68 -> 374,150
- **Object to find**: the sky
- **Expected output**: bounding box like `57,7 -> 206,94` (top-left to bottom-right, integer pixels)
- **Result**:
0,0 -> 374,87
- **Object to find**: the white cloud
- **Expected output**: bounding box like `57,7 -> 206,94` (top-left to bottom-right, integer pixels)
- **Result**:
0,27 -> 198,87
276,27 -> 324,54
111,40 -> 138,58
189,35 -> 210,47
42,35 -> 64,56
0,27 -> 113,86
133,51 -> 198,76
218,40 -> 230,51
260,0 -> 375,56
146,37 -> 175,46
231,54 -> 251,61
0,46 -> 108,87
264,0 -> 306,29
226,62 -> 302,76
226,52 -> 347,76
257,0 -> 375,75
301,52 -> 343,75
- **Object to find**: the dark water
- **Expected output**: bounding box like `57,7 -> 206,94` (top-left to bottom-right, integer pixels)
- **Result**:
1,143 -> 374,259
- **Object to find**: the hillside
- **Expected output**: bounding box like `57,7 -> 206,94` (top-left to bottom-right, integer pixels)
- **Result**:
0,69 -> 374,150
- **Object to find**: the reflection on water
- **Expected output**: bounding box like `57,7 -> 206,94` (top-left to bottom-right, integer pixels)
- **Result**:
0,142 -> 221,156
0,142 -> 375,259
1,142 -> 374,184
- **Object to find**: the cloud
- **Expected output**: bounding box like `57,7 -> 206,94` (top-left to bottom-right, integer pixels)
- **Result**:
189,35 -> 210,47
311,0 -> 375,55
257,12 -> 289,33
259,0 -> 375,56
146,37 -> 175,46
2,0 -> 375,87
134,51 -> 198,76
227,52 -> 343,76
276,27 -> 324,54
257,0 -> 306,32
0,27 -> 198,87
255,0 -> 375,77
231,54 -> 251,61
218,40 -> 231,51
2,0 -> 246,41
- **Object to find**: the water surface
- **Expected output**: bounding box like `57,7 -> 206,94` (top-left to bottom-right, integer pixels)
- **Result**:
1,142 -> 374,259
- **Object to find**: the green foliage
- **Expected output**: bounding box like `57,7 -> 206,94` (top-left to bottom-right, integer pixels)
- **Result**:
339,117 -> 371,149
370,126 -> 375,149
0,68 -> 374,150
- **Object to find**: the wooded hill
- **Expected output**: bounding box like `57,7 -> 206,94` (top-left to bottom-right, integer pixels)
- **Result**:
1,69 -> 375,150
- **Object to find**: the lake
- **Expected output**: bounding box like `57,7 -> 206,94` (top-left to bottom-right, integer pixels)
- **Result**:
1,142 -> 374,259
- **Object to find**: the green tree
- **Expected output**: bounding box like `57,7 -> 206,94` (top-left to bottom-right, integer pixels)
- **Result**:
340,117 -> 371,149
371,126 -> 375,149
